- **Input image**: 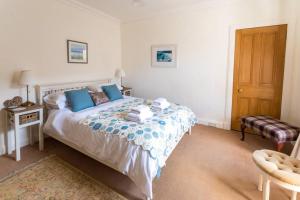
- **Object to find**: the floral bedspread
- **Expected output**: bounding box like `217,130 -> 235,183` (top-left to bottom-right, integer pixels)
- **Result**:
80,98 -> 197,169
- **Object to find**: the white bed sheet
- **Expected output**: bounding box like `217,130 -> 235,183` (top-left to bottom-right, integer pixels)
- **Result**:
44,97 -> 157,199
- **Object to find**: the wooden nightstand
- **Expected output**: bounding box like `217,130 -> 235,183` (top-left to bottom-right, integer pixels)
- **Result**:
121,86 -> 132,96
4,105 -> 44,161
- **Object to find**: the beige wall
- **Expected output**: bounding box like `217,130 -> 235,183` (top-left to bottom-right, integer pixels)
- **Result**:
0,0 -> 122,154
121,0 -> 299,128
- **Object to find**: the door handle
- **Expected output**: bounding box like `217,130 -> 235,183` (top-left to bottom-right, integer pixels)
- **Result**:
238,88 -> 243,93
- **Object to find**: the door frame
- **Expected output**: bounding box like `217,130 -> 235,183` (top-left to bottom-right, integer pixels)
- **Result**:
224,19 -> 296,130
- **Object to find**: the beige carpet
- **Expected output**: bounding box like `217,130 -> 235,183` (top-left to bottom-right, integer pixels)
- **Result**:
0,155 -> 127,200
0,125 -> 298,200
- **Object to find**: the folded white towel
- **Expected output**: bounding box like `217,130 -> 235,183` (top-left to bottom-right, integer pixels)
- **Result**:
152,102 -> 170,111
126,116 -> 142,123
127,110 -> 153,123
152,98 -> 170,110
129,110 -> 153,118
131,105 -> 151,115
153,98 -> 167,105
153,101 -> 170,108
151,106 -> 164,112
128,112 -> 153,121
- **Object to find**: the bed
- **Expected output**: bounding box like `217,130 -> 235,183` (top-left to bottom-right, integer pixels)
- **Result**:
37,79 -> 197,200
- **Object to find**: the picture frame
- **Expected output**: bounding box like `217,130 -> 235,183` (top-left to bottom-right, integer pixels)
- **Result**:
151,44 -> 177,68
67,40 -> 88,64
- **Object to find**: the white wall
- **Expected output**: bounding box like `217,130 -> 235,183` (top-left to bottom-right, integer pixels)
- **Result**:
0,0 -> 121,154
289,0 -> 300,126
1,0 -> 299,156
121,0 -> 298,128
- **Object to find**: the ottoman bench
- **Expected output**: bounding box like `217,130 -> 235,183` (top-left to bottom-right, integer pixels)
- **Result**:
241,116 -> 300,151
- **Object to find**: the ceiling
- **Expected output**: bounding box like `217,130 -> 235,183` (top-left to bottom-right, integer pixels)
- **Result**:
75,0 -> 209,22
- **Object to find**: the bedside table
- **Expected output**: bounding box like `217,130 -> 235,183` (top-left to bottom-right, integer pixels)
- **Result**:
121,86 -> 132,96
4,105 -> 44,161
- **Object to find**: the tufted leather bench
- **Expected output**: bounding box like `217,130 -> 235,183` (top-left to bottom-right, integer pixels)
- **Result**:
253,149 -> 300,200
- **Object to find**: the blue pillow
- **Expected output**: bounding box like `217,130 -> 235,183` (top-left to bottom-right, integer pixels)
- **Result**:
102,84 -> 123,101
64,88 -> 94,112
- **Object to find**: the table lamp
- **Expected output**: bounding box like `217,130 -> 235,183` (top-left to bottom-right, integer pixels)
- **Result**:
115,68 -> 126,86
19,70 -> 35,107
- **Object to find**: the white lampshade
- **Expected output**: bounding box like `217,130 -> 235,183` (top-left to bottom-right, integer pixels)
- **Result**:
115,68 -> 126,78
19,70 -> 34,86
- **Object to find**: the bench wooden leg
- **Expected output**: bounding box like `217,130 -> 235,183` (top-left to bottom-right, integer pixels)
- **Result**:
276,143 -> 284,152
241,124 -> 246,141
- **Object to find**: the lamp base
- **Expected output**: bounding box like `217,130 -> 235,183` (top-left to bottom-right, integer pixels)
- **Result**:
21,101 -> 35,107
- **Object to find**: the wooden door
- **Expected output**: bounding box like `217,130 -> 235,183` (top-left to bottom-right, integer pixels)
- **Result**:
231,25 -> 287,131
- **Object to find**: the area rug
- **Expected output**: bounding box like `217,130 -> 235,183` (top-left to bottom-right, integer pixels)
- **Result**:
0,155 -> 127,200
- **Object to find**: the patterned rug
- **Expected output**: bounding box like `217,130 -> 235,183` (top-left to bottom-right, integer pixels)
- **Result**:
0,155 -> 127,200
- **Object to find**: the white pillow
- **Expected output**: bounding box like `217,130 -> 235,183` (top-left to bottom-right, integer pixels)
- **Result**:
116,84 -> 123,90
43,93 -> 67,110
87,85 -> 102,93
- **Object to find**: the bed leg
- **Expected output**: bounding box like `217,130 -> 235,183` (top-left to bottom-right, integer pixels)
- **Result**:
189,127 -> 192,135
146,197 -> 152,200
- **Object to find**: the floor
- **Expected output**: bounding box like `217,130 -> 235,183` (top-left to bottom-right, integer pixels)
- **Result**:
0,125 -> 298,200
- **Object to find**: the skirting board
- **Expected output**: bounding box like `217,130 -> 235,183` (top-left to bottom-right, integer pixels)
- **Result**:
197,118 -> 229,130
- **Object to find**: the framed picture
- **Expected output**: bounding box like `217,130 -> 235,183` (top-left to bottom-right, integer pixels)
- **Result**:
151,44 -> 177,68
67,40 -> 88,64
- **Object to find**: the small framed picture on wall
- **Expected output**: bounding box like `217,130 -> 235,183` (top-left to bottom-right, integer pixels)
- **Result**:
67,40 -> 88,64
151,44 -> 177,68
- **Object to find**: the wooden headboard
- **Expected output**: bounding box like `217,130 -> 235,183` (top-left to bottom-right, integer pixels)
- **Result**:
36,79 -> 112,105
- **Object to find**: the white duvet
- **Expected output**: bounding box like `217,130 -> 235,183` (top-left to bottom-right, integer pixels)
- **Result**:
44,97 -> 191,199
44,97 -> 158,198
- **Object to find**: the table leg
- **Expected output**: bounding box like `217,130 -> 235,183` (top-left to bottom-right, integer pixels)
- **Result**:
14,114 -> 21,161
4,112 -> 12,155
14,125 -> 20,161
29,126 -> 34,145
39,110 -> 44,151
38,124 -> 43,151
7,132 -> 13,155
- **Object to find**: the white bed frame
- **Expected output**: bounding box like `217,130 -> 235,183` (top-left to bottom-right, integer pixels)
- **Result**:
36,79 -> 125,169
36,79 -> 122,169
36,79 -> 192,200
36,79 -> 112,105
